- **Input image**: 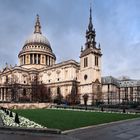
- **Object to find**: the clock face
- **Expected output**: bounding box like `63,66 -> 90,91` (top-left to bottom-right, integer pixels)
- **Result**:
84,74 -> 88,80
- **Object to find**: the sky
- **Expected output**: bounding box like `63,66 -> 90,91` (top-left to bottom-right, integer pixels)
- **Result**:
0,0 -> 140,79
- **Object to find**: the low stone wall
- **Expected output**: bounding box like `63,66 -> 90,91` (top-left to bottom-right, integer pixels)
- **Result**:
0,103 -> 51,109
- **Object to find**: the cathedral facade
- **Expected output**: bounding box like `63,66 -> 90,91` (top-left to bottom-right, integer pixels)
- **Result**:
0,8 -> 102,105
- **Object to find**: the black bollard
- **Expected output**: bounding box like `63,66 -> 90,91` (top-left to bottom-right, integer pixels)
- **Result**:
123,108 -> 126,113
6,110 -> 9,115
14,113 -> 20,124
101,106 -> 104,112
9,111 -> 13,117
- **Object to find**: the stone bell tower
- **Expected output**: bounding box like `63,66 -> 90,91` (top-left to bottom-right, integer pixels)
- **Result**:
80,6 -> 102,105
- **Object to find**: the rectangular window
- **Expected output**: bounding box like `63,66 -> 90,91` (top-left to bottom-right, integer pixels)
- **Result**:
84,57 -> 88,67
97,57 -> 98,66
95,56 -> 96,66
95,56 -> 99,66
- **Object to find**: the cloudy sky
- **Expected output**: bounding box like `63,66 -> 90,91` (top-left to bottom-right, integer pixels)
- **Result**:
0,0 -> 140,79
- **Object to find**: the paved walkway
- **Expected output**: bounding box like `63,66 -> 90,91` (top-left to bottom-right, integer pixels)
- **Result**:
0,118 -> 140,140
66,118 -> 140,140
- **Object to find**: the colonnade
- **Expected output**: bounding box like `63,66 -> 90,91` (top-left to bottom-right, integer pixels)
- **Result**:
0,87 -> 8,101
20,54 -> 55,66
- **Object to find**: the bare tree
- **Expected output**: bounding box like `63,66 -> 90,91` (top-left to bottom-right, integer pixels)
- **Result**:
31,74 -> 39,102
36,84 -> 52,102
31,74 -> 52,102
54,87 -> 63,105
66,81 -> 80,105
10,74 -> 20,102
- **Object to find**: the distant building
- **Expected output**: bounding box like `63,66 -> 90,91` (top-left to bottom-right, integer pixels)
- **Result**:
102,76 -> 140,104
0,7 -> 102,105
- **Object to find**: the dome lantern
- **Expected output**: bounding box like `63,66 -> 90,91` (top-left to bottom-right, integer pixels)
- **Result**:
34,14 -> 42,34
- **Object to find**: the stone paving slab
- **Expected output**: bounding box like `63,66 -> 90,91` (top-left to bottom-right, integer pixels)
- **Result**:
116,133 -> 135,139
66,118 -> 140,140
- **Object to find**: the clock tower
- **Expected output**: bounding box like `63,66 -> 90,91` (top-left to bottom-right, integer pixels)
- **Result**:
80,6 -> 102,105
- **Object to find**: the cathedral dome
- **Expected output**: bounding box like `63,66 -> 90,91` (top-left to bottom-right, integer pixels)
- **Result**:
18,15 -> 56,69
24,33 -> 51,47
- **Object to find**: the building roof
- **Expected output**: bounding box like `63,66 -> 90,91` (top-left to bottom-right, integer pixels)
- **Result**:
24,33 -> 51,48
102,76 -> 140,87
101,76 -> 120,86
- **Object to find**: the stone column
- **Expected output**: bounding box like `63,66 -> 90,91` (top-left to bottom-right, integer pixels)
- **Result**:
19,58 -> 21,65
50,57 -> 51,66
40,55 -> 42,64
28,54 -> 30,64
42,55 -> 44,64
48,56 -> 50,66
51,57 -> 53,65
44,55 -> 46,65
47,56 -> 49,65
36,54 -> 38,64
21,58 -> 23,65
50,57 -> 52,66
26,55 -> 29,64
32,54 -> 34,64
23,55 -> 25,64
26,55 -> 28,64
24,55 -> 27,64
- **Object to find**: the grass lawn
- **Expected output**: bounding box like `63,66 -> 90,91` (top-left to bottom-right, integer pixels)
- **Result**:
14,109 -> 140,131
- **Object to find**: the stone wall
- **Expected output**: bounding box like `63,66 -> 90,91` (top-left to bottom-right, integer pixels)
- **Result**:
0,103 -> 51,109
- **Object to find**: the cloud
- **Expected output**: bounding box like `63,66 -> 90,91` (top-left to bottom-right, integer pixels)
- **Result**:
0,0 -> 140,79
